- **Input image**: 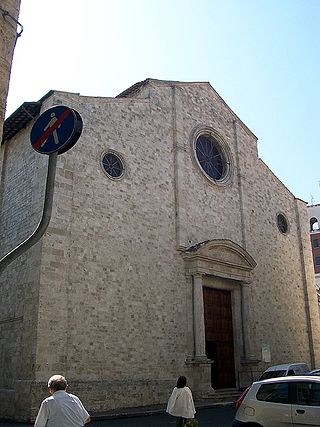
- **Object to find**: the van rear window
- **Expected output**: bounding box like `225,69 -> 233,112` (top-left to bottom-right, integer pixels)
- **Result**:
260,370 -> 286,380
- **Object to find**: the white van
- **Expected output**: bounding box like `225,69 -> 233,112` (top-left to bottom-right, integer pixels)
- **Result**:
259,363 -> 310,380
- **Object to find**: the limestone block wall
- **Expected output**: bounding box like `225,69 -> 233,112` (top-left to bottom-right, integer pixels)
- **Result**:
172,83 -> 249,247
245,161 -> 317,369
151,81 -> 320,371
135,80 -> 320,370
0,121 -> 46,418
25,90 -> 190,413
0,0 -> 21,138
1,80 -> 320,419
32,84 -> 320,404
0,0 -> 22,227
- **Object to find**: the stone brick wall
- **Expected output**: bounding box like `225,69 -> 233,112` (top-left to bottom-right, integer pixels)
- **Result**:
0,0 -> 21,138
246,162 -> 315,369
34,90 -> 188,382
0,1 -> 22,272
1,80 -> 320,420
0,119 -> 46,417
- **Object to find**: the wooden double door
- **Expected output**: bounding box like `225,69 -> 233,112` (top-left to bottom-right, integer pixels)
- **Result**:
203,287 -> 236,389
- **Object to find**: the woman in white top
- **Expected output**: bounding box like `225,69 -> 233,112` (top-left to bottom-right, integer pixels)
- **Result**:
166,376 -> 196,427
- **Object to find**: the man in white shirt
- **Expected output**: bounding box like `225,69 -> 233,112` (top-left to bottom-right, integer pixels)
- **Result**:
34,375 -> 91,427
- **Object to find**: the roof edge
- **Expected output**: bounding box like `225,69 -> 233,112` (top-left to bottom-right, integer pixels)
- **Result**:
2,90 -> 54,144
115,79 -> 150,98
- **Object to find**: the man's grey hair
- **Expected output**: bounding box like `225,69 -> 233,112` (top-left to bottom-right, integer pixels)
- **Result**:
48,375 -> 67,391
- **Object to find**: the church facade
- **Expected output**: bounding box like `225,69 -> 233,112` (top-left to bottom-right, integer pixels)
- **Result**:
1,79 -> 320,420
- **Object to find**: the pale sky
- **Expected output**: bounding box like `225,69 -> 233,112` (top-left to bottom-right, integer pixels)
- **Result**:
6,0 -> 320,204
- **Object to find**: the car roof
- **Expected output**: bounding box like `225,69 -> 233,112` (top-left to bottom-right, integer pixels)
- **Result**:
254,376 -> 320,385
264,363 -> 308,371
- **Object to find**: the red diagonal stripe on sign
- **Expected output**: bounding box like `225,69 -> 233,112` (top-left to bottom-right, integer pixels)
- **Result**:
33,108 -> 72,149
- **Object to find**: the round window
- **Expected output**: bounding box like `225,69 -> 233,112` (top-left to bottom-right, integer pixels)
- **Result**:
101,152 -> 124,179
193,132 -> 230,183
277,213 -> 289,234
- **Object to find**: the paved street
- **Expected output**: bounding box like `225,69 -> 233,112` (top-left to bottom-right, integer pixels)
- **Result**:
91,406 -> 236,427
0,405 -> 236,427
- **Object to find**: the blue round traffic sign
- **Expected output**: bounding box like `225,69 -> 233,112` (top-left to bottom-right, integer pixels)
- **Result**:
30,105 -> 83,155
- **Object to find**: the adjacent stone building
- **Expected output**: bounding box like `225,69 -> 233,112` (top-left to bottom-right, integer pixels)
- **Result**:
307,203 -> 320,304
0,0 -> 21,139
1,79 -> 320,421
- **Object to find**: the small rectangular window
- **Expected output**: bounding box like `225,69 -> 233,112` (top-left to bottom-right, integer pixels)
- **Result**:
296,382 -> 320,406
313,239 -> 319,248
257,383 -> 289,403
316,257 -> 320,266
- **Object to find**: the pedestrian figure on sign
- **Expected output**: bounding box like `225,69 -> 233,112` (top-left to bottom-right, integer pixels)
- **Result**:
166,376 -> 196,427
41,112 -> 61,147
34,374 -> 91,427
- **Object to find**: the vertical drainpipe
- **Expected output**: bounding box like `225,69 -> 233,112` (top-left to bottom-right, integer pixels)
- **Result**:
294,199 -> 316,368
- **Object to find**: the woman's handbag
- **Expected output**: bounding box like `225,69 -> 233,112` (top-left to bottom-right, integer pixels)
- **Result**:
185,419 -> 199,427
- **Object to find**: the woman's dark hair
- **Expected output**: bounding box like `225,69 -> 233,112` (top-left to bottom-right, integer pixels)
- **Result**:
176,376 -> 187,388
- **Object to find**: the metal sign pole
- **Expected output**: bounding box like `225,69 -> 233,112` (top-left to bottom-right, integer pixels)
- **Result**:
0,104 -> 82,275
0,152 -> 58,274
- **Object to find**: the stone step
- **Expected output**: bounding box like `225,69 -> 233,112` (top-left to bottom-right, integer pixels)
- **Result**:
206,388 -> 242,402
